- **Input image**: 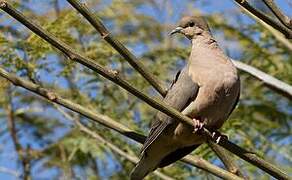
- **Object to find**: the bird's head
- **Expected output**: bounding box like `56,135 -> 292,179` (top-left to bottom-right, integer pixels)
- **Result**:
170,16 -> 210,39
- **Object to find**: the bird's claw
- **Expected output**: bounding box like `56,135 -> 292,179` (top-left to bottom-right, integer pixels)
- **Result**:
192,119 -> 204,133
211,131 -> 228,144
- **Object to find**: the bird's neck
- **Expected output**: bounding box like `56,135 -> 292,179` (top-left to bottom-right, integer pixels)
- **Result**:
191,32 -> 218,49
188,32 -> 229,65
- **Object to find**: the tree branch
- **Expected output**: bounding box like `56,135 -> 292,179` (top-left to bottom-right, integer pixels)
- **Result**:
66,0 -> 167,97
238,5 -> 292,51
5,91 -> 31,180
233,0 -> 292,38
232,60 -> 292,100
182,155 -> 243,180
0,2 -> 290,179
208,141 -> 247,179
262,0 -> 292,29
0,67 -> 244,180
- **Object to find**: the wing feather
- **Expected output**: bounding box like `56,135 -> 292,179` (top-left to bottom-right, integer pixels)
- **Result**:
141,67 -> 199,154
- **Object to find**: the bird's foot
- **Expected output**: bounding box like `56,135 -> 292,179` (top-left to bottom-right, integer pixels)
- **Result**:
192,119 -> 204,133
211,131 -> 228,144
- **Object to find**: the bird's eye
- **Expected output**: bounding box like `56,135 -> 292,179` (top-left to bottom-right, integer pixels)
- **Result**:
189,22 -> 195,27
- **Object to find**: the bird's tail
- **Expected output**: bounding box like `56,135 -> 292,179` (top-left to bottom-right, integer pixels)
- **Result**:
130,156 -> 158,180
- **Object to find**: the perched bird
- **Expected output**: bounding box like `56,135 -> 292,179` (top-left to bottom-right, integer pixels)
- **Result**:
130,16 -> 240,180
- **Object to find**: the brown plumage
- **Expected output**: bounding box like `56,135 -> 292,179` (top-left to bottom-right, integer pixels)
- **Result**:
131,16 -> 240,180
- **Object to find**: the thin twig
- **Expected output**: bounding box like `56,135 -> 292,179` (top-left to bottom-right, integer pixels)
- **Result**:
0,67 -> 244,180
0,2 -> 290,179
233,0 -> 292,38
5,91 -> 31,180
262,0 -> 292,29
232,60 -> 292,100
66,0 -> 167,96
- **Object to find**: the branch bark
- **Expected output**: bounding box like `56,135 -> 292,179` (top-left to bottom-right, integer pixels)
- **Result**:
0,67 -> 243,180
239,6 -> 292,51
208,141 -> 247,179
232,60 -> 292,100
0,2 -> 290,179
5,91 -> 31,180
66,0 -> 167,97
262,0 -> 292,29
233,0 -> 292,38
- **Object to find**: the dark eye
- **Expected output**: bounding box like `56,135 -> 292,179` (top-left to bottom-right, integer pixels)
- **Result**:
189,22 -> 195,27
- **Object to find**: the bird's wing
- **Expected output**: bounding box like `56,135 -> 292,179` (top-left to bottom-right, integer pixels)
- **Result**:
141,67 -> 199,154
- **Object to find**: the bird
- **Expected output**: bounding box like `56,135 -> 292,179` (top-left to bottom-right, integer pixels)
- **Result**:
130,16 -> 240,180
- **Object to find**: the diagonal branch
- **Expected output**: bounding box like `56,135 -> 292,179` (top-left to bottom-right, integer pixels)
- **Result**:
233,0 -> 292,38
238,5 -> 292,51
66,0 -> 167,96
232,60 -> 292,100
0,2 -> 289,179
5,91 -> 31,180
262,0 -> 292,29
208,141 -> 246,178
0,66 -> 243,180
208,141 -> 245,178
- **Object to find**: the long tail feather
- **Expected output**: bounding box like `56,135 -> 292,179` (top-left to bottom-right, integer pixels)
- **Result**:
130,156 -> 158,180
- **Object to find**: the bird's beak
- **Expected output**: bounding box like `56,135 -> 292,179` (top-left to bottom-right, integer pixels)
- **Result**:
169,27 -> 183,35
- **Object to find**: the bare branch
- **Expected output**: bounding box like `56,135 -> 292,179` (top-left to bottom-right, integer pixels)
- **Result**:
236,2 -> 292,51
5,91 -> 31,180
232,60 -> 292,100
0,67 -> 244,180
66,0 -> 167,96
182,155 -> 244,180
208,141 -> 247,179
233,0 -> 292,38
262,0 -> 292,29
0,2 -> 290,179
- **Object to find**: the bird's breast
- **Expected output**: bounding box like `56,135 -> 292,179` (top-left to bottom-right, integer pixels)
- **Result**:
187,61 -> 240,128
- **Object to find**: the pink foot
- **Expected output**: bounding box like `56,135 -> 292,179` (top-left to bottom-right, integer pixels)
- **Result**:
192,119 -> 204,133
211,131 -> 228,143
